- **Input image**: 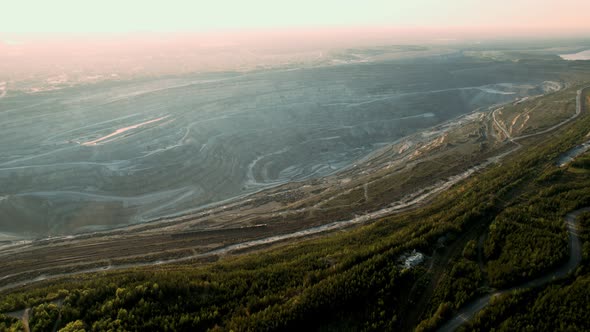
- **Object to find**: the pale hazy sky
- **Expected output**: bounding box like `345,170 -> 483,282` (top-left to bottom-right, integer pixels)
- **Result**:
1,0 -> 590,35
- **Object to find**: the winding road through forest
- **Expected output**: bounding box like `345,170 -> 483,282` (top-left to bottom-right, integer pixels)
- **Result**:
437,208 -> 587,332
4,307 -> 30,332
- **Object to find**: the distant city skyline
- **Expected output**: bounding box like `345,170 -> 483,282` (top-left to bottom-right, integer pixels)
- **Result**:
2,0 -> 590,36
